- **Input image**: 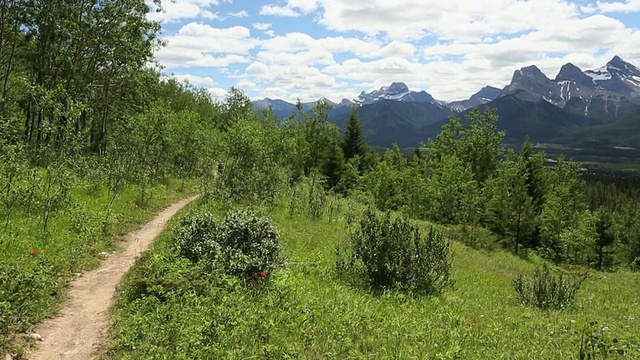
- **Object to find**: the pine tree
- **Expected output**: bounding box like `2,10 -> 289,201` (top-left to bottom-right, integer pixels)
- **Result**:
484,150 -> 537,254
341,108 -> 367,162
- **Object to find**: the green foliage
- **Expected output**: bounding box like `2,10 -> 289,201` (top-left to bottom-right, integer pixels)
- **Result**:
0,180 -> 188,354
594,208 -> 617,270
484,151 -> 537,253
539,157 -> 591,263
458,108 -> 505,184
174,211 -> 285,275
108,192 -> 640,359
578,320 -> 631,359
557,211 -> 598,266
339,209 -> 453,294
513,264 -> 588,310
217,115 -> 285,206
361,151 -> 405,211
422,154 -> 481,224
425,108 -> 505,184
341,108 -> 367,164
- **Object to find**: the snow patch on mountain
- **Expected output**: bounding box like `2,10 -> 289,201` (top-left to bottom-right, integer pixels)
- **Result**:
356,82 -> 411,104
585,67 -> 611,82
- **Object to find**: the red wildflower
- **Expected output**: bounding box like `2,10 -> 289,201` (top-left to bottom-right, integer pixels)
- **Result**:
473,317 -> 478,324
30,249 -> 37,255
261,271 -> 267,278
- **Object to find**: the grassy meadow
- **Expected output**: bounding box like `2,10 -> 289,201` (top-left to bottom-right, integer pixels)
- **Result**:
0,179 -> 195,356
103,193 -> 640,359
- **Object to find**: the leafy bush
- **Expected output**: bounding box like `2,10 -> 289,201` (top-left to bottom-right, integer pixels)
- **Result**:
513,264 -> 588,310
338,209 -> 453,294
174,211 -> 285,276
578,320 -> 630,359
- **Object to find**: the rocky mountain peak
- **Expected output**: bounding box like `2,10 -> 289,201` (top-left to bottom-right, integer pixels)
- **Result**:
386,82 -> 410,94
606,56 -> 640,76
555,63 -> 594,87
470,86 -> 501,102
512,65 -> 548,82
356,82 -> 439,105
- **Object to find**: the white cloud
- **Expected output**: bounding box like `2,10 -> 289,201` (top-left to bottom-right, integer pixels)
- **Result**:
259,0 -> 318,17
583,0 -> 640,13
316,0 -> 582,42
246,62 -> 270,75
252,23 -> 272,31
146,0 -> 222,23
157,50 -> 249,68
208,87 -> 229,99
161,22 -> 256,54
260,33 -> 381,59
154,23 -> 255,68
229,10 -> 249,17
287,0 -> 319,13
170,73 -> 218,87
259,4 -> 300,17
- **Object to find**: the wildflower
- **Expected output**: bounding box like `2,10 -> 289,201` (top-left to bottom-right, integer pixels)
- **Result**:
473,317 -> 478,324
30,249 -> 37,255
261,271 -> 267,278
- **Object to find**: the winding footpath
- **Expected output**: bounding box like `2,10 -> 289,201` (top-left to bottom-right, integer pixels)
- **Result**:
18,195 -> 198,360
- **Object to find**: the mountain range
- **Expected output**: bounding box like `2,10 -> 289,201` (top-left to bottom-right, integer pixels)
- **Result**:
252,56 -> 640,151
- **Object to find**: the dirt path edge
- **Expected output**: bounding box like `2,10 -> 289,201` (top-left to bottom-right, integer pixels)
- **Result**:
15,195 -> 198,360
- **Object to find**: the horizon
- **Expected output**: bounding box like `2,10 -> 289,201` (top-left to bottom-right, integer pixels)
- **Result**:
148,1 -> 640,103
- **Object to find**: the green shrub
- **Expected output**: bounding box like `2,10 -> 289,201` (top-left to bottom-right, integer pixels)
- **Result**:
577,320 -> 632,359
339,209 -> 453,294
174,213 -> 222,263
174,211 -> 285,276
513,264 -> 588,310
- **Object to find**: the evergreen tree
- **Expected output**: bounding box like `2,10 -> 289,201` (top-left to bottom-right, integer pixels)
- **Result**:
539,157 -> 589,263
595,208 -> 616,270
341,108 -> 367,172
484,150 -> 537,254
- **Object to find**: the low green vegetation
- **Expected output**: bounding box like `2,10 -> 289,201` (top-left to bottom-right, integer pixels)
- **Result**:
336,209 -> 453,295
104,192 -> 640,359
0,179 -> 191,355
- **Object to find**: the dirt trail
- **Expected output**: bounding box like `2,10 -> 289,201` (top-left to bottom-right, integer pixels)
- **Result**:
20,195 -> 198,360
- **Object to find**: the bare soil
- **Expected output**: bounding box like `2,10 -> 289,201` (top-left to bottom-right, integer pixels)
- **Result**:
19,196 -> 198,360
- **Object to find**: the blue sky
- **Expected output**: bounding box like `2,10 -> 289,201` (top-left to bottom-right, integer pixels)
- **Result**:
147,0 -> 640,103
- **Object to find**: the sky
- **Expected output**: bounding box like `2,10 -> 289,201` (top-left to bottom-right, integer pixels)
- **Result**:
147,0 -> 640,103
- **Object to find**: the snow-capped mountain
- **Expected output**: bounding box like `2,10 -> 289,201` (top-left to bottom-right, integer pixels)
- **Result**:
501,56 -> 640,114
585,55 -> 640,95
355,82 -> 441,105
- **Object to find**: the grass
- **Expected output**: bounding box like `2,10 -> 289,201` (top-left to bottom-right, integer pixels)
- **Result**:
0,178 -> 196,356
104,194 -> 640,359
